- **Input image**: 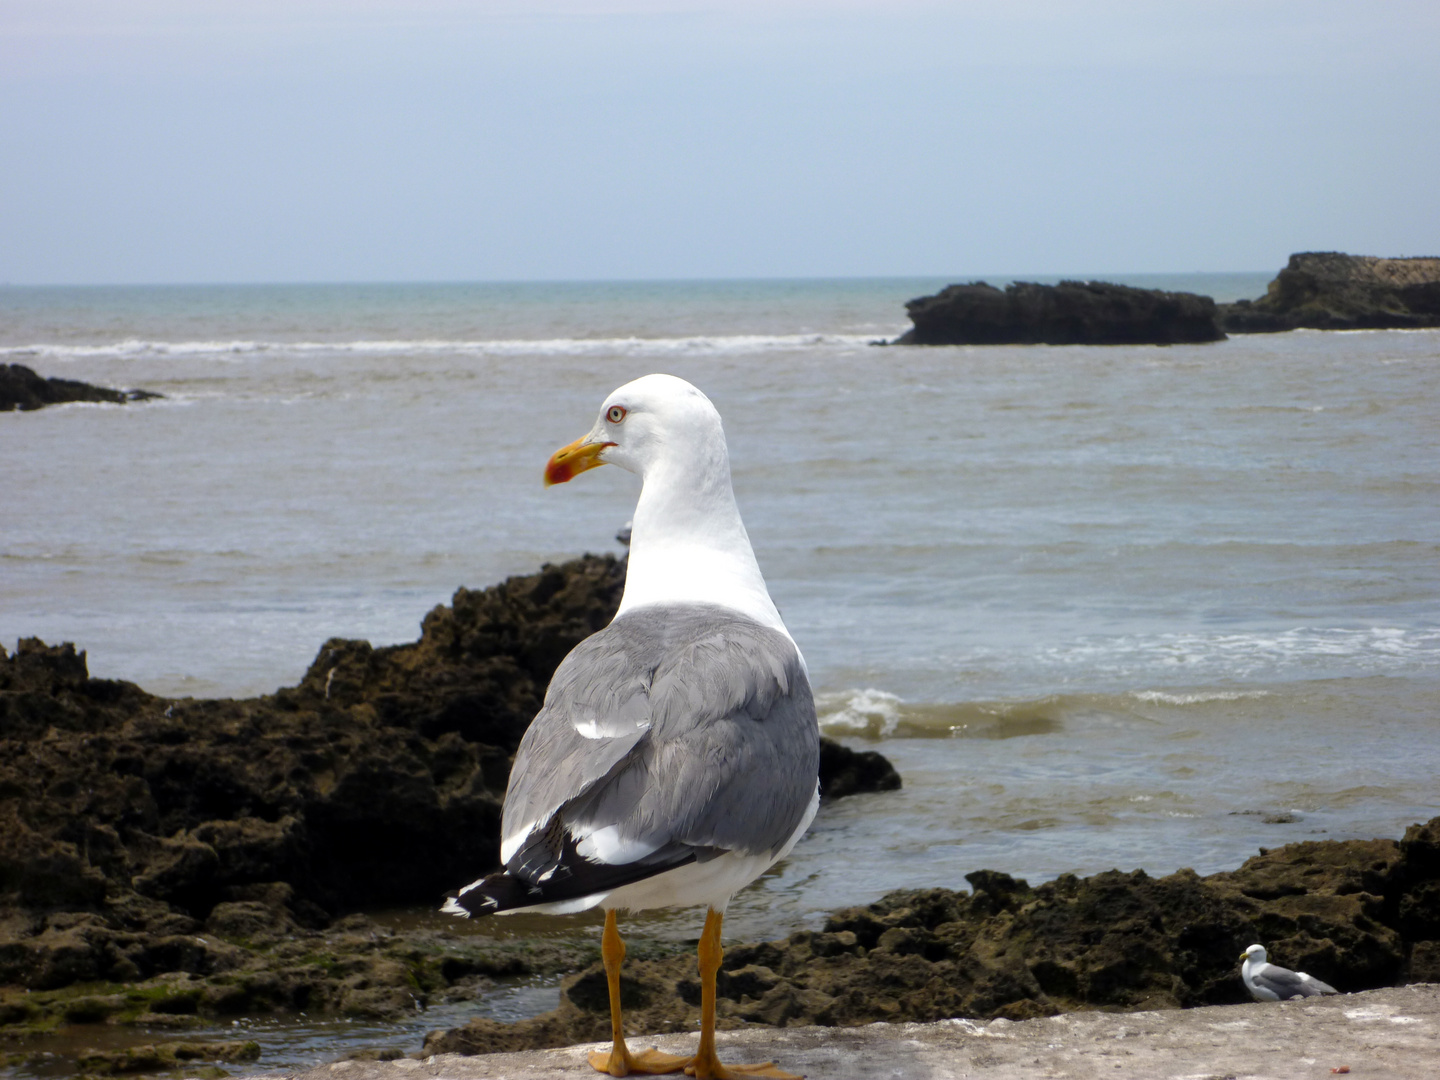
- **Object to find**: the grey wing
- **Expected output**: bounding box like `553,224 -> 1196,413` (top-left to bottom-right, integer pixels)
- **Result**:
1295,971 -> 1338,995
573,615 -> 819,857
501,605 -> 819,884
499,625 -> 658,862
1253,964 -> 1311,1000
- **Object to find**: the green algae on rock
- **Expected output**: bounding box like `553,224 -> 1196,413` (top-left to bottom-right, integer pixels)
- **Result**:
75,1038 -> 261,1075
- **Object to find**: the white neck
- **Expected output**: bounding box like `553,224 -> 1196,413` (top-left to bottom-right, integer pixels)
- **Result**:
615,445 -> 789,637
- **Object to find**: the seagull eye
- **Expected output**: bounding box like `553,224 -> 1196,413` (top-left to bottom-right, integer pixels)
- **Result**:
606,406 -> 627,424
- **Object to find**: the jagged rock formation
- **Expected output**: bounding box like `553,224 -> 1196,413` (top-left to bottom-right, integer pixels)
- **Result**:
0,363 -> 162,412
1221,252 -> 1440,332
0,556 -> 899,1030
895,281 -> 1225,346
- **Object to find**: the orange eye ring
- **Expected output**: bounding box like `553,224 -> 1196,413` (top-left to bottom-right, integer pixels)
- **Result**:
606,405 -> 627,424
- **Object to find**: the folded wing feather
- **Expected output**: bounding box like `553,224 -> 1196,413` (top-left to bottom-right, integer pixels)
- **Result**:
475,603 -> 818,912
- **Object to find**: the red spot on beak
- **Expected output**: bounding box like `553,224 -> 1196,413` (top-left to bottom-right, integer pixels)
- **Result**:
544,437 -> 614,487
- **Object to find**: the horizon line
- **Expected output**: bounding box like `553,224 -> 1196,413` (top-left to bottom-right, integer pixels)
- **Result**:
0,269 -> 1276,290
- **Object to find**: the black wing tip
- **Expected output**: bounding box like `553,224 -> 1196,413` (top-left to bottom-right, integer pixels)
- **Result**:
442,870 -> 543,917
442,840 -> 702,918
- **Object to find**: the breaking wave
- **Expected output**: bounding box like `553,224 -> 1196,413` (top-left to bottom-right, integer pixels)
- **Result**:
1037,626 -> 1440,680
0,332 -> 882,362
813,687 -> 1186,740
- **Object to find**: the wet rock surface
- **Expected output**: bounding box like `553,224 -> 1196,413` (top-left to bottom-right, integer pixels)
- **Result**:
895,280 -> 1225,346
815,739 -> 899,800
0,907 -> 603,1059
0,556 -> 898,1044
75,1038 -> 261,1075
424,818 -> 1440,1057
1220,251 -> 1440,331
0,364 -> 162,412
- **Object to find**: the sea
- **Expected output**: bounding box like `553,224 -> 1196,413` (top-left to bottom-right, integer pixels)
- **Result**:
2,274 -> 1438,1068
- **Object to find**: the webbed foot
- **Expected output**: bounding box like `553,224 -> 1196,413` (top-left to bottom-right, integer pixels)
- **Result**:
588,1046 -> 693,1076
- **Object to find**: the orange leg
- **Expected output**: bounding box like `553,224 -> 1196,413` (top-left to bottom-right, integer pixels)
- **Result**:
588,908 -> 690,1077
685,908 -> 801,1080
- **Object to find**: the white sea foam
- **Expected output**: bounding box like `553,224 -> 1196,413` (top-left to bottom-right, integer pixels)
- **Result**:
1,339 -> 272,360
1130,690 -> 1271,706
816,687 -> 905,738
0,332 -> 879,362
1045,626 -> 1440,681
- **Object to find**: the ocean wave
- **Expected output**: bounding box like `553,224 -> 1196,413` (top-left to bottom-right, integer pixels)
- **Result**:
815,687 -> 905,737
817,688 -> 1072,740
1,340 -> 272,360
815,668 -> 1431,741
0,332 -> 881,362
1291,326 -> 1440,335
1129,689 -> 1271,705
1041,626 -> 1440,678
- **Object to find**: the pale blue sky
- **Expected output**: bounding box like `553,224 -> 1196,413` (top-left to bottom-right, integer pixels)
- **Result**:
3,0 -> 1437,283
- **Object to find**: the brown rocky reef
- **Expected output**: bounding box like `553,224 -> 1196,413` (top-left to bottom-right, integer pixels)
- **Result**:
426,818 -> 1440,1057
0,555 -> 897,1034
0,363 -> 162,412
1220,252 -> 1440,332
895,280 -> 1225,346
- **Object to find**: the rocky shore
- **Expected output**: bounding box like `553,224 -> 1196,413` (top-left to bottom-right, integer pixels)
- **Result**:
423,817 -> 1440,1057
0,556 -> 898,1064
5,554 -> 1440,1075
894,280 -> 1224,346
0,364 -> 162,412
1220,251 -> 1440,332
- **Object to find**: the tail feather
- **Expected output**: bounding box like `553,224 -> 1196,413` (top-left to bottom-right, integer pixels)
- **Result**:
444,868 -> 553,916
441,830 -> 709,917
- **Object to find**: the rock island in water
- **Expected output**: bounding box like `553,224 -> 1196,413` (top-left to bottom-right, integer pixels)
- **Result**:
891,251 -> 1440,345
0,363 -> 161,412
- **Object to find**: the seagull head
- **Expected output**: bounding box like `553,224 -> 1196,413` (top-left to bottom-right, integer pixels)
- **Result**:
544,374 -> 724,487
1240,943 -> 1267,964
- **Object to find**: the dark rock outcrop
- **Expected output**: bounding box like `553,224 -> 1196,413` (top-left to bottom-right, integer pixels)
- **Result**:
818,739 -> 901,799
895,281 -> 1225,346
0,904 -> 607,1045
425,817 -> 1440,1056
1220,252 -> 1440,332
0,555 -> 628,927
75,1038 -> 262,1075
0,555 -> 900,1026
0,363 -> 162,412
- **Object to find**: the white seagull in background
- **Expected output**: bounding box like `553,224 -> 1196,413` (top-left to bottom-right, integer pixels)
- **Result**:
444,374 -> 819,1080
1239,943 -> 1339,1001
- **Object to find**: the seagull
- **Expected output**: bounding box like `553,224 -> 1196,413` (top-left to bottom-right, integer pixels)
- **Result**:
443,374 -> 819,1080
1239,943 -> 1339,1001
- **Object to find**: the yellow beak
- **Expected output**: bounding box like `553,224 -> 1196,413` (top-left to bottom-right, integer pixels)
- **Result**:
544,436 -> 613,487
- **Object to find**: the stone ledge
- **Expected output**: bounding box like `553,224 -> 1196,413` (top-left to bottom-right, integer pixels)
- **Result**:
248,983 -> 1439,1080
